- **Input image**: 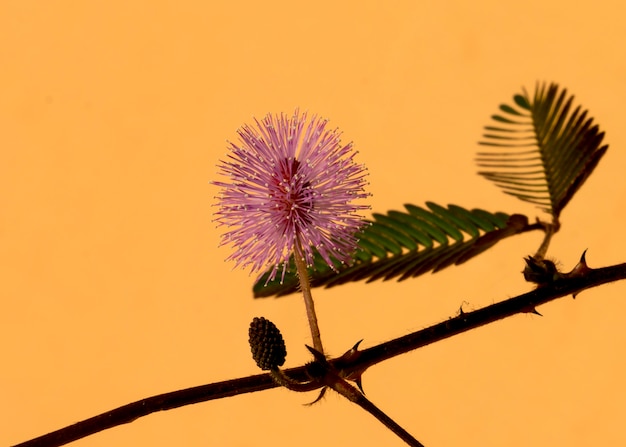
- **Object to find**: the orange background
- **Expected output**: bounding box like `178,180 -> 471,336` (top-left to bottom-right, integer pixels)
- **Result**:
2,1 -> 626,446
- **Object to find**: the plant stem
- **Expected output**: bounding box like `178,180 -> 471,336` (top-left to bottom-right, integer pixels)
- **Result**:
293,238 -> 324,353
328,375 -> 425,447
14,260 -> 626,447
534,217 -> 560,259
353,392 -> 426,447
269,368 -> 320,392
305,343 -> 425,447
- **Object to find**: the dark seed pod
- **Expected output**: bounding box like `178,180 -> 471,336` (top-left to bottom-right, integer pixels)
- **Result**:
248,317 -> 287,370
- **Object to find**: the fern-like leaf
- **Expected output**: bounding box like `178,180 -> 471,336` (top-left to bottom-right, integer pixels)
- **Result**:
477,82 -> 608,217
253,203 -> 541,298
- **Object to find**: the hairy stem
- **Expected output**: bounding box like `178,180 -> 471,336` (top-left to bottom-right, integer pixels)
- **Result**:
304,344 -> 425,446
13,260 -> 626,447
351,260 -> 626,372
352,391 -> 426,447
269,368 -> 320,392
534,217 -> 560,259
327,372 -> 425,447
293,237 -> 324,353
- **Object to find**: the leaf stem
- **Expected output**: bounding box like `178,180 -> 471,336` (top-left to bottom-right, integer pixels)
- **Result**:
534,217 -> 560,259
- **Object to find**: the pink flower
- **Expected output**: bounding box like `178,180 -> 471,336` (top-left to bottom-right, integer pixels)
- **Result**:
213,110 -> 369,283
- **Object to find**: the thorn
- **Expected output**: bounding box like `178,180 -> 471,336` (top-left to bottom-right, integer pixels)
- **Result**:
521,305 -> 542,316
333,340 -> 367,393
305,344 -> 327,364
336,340 -> 363,363
565,249 -> 592,279
458,300 -> 470,315
303,386 -> 327,406
354,377 -> 365,395
351,339 -> 363,351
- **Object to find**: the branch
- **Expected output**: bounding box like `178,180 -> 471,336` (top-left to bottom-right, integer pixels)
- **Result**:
13,256 -> 626,447
346,256 -> 625,373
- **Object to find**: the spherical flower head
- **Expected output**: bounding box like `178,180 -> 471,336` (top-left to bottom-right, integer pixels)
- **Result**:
213,110 -> 370,284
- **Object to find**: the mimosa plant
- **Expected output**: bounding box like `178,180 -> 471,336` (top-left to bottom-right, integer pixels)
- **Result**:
14,82 -> 626,447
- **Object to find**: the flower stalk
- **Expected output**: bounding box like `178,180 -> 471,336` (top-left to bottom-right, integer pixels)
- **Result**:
294,237 -> 324,353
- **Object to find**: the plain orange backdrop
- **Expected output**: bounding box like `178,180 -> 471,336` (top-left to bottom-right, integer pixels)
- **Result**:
2,1 -> 626,446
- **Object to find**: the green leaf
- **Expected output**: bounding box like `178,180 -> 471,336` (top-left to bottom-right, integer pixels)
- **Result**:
253,204 -> 540,298
477,82 -> 608,218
